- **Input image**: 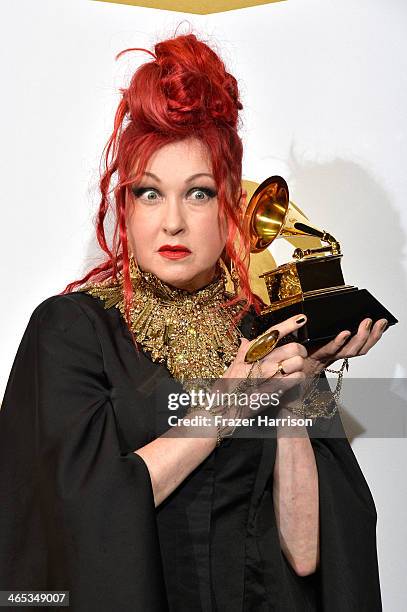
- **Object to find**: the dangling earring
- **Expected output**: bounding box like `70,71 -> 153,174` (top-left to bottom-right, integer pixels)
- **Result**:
129,253 -> 141,281
229,259 -> 240,295
219,256 -> 240,295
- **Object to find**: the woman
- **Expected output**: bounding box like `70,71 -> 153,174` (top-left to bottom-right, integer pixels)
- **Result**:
0,33 -> 386,611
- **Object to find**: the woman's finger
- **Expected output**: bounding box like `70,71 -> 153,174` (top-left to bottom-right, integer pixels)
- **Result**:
258,355 -> 304,379
264,342 -> 308,364
311,318 -> 374,362
339,318 -> 373,357
310,330 -> 352,362
356,319 -> 388,355
242,315 -> 308,365
271,313 -> 308,340
275,355 -> 305,376
256,314 -> 308,343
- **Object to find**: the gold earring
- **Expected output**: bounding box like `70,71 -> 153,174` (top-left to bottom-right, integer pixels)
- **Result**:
219,257 -> 240,295
229,259 -> 240,295
129,253 -> 141,280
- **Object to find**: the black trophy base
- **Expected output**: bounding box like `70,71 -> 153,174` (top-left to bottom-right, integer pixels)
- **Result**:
253,288 -> 398,346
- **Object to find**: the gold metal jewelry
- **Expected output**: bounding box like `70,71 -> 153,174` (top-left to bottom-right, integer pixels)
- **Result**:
229,259 -> 240,295
219,256 -> 240,295
277,361 -> 287,376
287,358 -> 349,419
254,360 -> 264,380
129,253 -> 141,279
244,329 -> 280,363
80,259 -> 247,393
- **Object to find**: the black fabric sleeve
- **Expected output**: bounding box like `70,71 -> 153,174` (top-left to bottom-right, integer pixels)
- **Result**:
0,296 -> 168,611
255,375 -> 382,611
304,375 -> 382,611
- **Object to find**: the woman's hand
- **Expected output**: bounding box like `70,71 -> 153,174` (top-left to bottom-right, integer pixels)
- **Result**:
218,314 -> 309,400
225,313 -> 308,379
304,317 -> 389,377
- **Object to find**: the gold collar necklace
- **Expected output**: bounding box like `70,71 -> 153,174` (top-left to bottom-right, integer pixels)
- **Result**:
81,261 -> 247,389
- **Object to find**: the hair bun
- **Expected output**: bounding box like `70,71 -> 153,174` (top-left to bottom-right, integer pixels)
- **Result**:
152,34 -> 242,130
122,34 -> 243,134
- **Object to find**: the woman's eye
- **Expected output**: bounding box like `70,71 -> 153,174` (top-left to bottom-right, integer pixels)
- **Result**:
131,187 -> 160,201
189,188 -> 217,202
131,186 -> 217,202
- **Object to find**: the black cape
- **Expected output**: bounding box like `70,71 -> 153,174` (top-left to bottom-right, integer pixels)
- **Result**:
0,292 -> 382,611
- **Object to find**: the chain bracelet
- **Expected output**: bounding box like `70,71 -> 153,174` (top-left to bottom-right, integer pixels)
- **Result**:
288,358 -> 349,419
325,357 -> 349,401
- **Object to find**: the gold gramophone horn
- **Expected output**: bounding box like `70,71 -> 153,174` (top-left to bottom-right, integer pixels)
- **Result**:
244,176 -> 289,253
244,175 -> 340,256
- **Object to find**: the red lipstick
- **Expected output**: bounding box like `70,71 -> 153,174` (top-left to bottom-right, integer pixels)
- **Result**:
158,244 -> 191,260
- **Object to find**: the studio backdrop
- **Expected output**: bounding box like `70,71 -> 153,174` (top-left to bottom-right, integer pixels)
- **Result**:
1,0 -> 406,609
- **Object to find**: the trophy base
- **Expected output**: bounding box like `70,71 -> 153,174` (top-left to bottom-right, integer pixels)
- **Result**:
253,287 -> 398,346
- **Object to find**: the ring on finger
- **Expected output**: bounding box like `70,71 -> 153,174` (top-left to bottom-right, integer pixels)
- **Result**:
244,329 -> 280,363
277,361 -> 287,376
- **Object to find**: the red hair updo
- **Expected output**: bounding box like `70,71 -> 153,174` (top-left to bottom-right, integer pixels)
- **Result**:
62,32 -> 264,333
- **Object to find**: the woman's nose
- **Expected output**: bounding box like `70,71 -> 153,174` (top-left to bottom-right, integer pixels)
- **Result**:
162,197 -> 186,235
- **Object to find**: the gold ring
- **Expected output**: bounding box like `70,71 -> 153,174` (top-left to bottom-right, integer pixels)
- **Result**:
277,361 -> 287,376
244,329 -> 280,364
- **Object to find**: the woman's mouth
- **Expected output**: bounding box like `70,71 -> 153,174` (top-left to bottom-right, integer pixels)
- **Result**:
158,245 -> 192,260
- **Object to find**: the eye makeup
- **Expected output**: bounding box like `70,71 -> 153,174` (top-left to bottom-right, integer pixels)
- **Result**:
131,186 -> 157,198
190,187 -> 217,199
131,186 -> 217,199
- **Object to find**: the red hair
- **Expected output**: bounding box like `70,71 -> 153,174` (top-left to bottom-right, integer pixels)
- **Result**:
62,33 -> 265,340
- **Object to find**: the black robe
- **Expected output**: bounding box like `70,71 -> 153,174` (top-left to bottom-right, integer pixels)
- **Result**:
0,291 -> 382,611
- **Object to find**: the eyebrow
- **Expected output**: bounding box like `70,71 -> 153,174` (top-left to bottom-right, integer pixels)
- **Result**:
141,172 -> 214,183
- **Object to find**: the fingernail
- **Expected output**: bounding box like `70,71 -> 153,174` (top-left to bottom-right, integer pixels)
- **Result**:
365,319 -> 372,331
380,320 -> 388,332
341,331 -> 352,343
296,316 -> 306,324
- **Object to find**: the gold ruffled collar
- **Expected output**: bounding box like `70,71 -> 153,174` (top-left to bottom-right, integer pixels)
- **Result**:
80,261 -> 247,389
